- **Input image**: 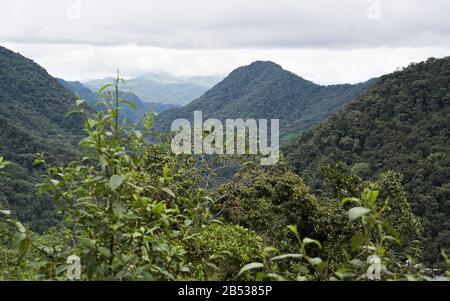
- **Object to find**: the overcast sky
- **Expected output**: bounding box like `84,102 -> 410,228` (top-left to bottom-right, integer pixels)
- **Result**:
1,0 -> 450,84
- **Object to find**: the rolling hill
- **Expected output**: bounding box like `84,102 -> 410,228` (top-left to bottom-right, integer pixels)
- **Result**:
155,61 -> 374,139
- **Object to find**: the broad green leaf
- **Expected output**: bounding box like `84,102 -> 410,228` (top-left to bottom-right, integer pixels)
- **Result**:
351,232 -> 366,251
110,175 -> 124,191
303,238 -> 322,249
12,221 -> 26,233
367,190 -> 379,202
99,155 -> 108,170
238,262 -> 265,276
341,197 -> 360,205
349,259 -> 366,268
98,247 -> 111,258
382,235 -> 401,245
66,109 -> 82,117
0,209 -> 11,215
348,207 -> 371,222
112,199 -> 125,217
75,99 -> 85,106
161,187 -> 175,198
306,257 -> 323,266
287,225 -> 299,237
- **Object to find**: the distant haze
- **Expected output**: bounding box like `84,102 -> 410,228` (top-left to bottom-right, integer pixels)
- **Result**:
83,73 -> 222,105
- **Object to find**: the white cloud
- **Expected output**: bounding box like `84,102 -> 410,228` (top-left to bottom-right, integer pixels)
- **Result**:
1,0 -> 450,48
4,42 -> 449,85
1,0 -> 449,83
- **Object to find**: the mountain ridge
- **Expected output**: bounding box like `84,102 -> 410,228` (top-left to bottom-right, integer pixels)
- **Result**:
84,73 -> 221,106
155,60 -> 374,139
283,56 -> 450,267
0,46 -> 84,230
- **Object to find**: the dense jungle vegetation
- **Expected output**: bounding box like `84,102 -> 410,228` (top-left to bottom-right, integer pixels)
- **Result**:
283,57 -> 450,268
0,46 -> 449,281
0,76 -> 449,281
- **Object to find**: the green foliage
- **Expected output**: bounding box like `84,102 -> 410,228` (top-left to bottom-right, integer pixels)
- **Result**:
1,56 -> 448,282
214,162 -> 320,245
320,162 -> 362,198
30,75 -> 203,280
186,222 -> 265,280
0,46 -> 84,231
238,225 -> 324,281
238,185 -> 448,281
156,61 -> 373,140
284,57 -> 450,267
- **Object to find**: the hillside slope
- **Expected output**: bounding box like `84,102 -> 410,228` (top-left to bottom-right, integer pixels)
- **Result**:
0,46 -> 83,230
283,57 -> 450,266
156,61 -> 373,139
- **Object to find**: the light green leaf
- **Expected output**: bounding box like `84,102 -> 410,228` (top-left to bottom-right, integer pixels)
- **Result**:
303,238 -> 322,249
348,207 -> 371,222
99,155 -> 108,170
238,262 -> 265,276
75,99 -> 85,106
0,209 -> 11,215
112,199 -> 125,217
66,109 -> 82,117
99,84 -> 113,94
351,232 -> 366,251
271,254 -> 303,261
98,247 -> 111,258
161,187 -> 175,198
287,225 -> 299,237
134,130 -> 143,139
341,197 -> 360,205
110,175 -> 124,191
306,257 -> 323,266
13,221 -> 26,233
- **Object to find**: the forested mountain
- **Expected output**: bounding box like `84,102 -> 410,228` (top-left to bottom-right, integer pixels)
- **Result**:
0,47 -> 448,280
155,61 -> 374,139
0,46 -> 83,231
84,73 -> 218,106
58,79 -> 178,123
283,57 -> 450,266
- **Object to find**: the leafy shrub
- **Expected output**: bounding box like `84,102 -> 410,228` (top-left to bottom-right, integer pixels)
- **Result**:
185,222 -> 264,280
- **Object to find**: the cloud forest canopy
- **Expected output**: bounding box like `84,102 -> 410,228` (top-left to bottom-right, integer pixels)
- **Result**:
283,57 -> 450,267
0,46 -> 84,230
0,45 -> 449,281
